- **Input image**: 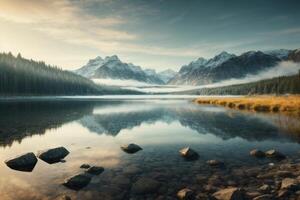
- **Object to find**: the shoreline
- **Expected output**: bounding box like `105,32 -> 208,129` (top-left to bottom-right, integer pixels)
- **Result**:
194,95 -> 300,116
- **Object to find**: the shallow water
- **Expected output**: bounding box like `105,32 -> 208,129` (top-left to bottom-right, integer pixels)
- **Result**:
0,98 -> 300,200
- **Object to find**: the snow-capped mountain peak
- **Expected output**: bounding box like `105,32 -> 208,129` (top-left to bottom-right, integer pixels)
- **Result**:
205,51 -> 236,68
75,56 -> 105,77
75,55 -> 166,84
191,57 -> 207,66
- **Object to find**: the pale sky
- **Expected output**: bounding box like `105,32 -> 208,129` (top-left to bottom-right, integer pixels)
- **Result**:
0,0 -> 300,71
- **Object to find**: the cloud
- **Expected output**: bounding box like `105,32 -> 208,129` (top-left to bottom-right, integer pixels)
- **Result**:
202,61 -> 300,89
0,0 -> 136,43
0,0 -> 237,60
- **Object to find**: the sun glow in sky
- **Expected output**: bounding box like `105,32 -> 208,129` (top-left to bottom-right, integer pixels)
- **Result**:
0,0 -> 300,70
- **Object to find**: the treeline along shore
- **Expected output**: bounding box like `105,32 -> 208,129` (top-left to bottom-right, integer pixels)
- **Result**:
0,52 -> 140,96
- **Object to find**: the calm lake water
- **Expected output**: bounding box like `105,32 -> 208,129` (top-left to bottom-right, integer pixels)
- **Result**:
0,97 -> 300,200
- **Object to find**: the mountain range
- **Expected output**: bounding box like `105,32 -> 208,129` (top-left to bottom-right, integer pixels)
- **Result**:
168,49 -> 296,85
75,48 -> 299,86
75,55 -> 176,84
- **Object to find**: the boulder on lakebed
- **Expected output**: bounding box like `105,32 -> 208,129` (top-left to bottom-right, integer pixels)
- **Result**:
179,147 -> 199,161
86,166 -> 104,175
212,187 -> 245,200
37,147 -> 69,164
121,143 -> 142,154
80,164 -> 90,169
63,173 -> 91,190
250,149 -> 265,158
177,188 -> 195,200
265,149 -> 286,160
207,160 -> 225,167
5,152 -> 38,172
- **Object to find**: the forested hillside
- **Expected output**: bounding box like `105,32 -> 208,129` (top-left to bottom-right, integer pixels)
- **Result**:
0,52 -> 135,95
181,74 -> 300,95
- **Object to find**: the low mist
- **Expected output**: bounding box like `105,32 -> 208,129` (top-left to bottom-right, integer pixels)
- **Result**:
201,61 -> 300,89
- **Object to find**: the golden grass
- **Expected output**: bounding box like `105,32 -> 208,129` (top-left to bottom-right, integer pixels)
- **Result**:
195,95 -> 300,116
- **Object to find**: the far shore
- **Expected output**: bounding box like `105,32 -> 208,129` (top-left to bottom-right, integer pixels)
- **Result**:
195,95 -> 300,116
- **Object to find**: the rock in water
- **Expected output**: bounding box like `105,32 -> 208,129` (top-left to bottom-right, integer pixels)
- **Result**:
80,164 -> 90,169
212,187 -> 245,200
253,194 -> 273,200
177,188 -> 195,200
63,173 -> 91,190
5,152 -> 38,172
207,160 -> 225,167
131,177 -> 160,194
86,166 -> 104,175
265,149 -> 286,160
37,147 -> 69,164
121,143 -> 142,154
250,149 -> 265,158
179,147 -> 199,161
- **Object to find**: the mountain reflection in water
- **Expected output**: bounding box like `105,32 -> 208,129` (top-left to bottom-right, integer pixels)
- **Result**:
1,99 -> 300,200
0,100 -> 300,147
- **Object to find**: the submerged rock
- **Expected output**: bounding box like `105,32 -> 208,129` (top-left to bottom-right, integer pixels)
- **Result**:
253,194 -> 273,200
177,188 -> 195,200
212,187 -> 245,200
86,166 -> 104,175
80,164 -> 90,169
207,160 -> 225,167
54,195 -> 72,200
121,143 -> 142,154
38,147 -> 69,164
250,149 -> 265,158
5,152 -> 38,172
63,173 -> 91,190
265,149 -> 286,160
259,184 -> 271,192
131,177 -> 160,194
179,147 -> 199,161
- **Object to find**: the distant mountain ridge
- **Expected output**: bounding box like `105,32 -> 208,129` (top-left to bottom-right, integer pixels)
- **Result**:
75,49 -> 298,86
75,55 -> 176,84
168,49 -> 296,86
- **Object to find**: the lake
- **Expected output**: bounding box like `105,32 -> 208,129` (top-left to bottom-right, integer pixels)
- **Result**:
0,96 -> 300,200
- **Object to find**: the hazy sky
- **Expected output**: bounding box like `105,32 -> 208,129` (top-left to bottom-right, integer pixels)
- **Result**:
0,0 -> 300,71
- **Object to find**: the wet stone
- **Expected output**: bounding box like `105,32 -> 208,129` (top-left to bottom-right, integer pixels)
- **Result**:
253,194 -> 273,200
5,152 -> 38,172
121,143 -> 142,154
250,149 -> 265,158
265,149 -> 286,160
86,166 -> 104,175
212,187 -> 245,200
80,164 -> 90,169
63,173 -> 91,190
37,147 -> 69,164
179,147 -> 199,161
207,160 -> 225,167
177,188 -> 195,200
258,184 -> 270,192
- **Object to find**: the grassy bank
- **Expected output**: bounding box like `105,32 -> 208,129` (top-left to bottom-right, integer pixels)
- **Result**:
195,95 -> 300,115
